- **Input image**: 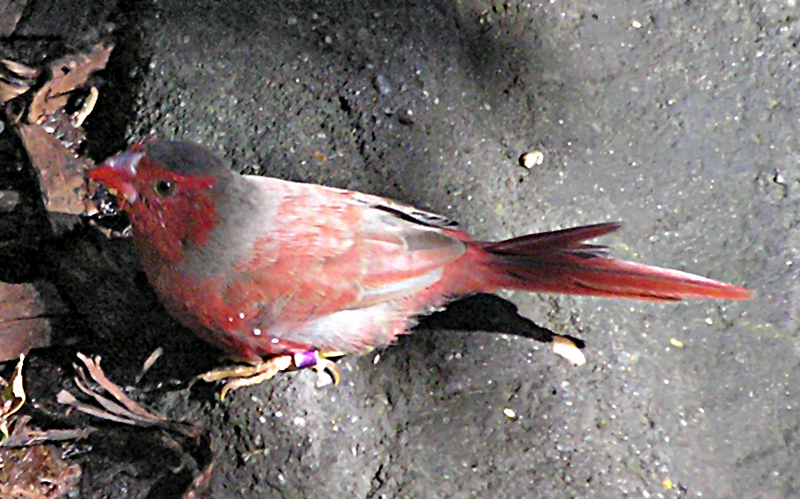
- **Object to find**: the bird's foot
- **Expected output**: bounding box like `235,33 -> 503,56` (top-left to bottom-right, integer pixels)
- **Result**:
194,355 -> 293,400
193,350 -> 344,399
295,349 -> 343,387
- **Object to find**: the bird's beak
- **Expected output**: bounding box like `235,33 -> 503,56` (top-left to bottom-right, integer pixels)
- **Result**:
88,152 -> 144,204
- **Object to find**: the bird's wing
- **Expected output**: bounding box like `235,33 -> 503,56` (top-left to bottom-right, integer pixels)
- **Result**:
237,176 -> 467,321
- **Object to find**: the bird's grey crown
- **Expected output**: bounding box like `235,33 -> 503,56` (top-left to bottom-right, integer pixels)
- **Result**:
147,140 -> 234,179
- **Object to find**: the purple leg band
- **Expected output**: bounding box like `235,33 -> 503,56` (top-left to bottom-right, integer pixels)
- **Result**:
293,350 -> 319,369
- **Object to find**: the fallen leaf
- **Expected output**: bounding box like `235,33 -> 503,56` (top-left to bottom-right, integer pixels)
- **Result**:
0,79 -> 30,103
0,0 -> 28,37
59,353 -> 201,436
1,59 -> 39,79
0,444 -> 81,499
17,123 -> 97,215
57,352 -> 214,498
28,43 -> 113,124
0,354 -> 26,443
182,460 -> 215,499
135,347 -> 164,384
71,85 -> 98,127
0,281 -> 67,362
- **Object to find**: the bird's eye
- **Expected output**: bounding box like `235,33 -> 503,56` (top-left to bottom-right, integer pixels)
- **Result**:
154,179 -> 176,197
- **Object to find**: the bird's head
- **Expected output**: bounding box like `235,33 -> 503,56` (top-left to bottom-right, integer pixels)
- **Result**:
89,140 -> 230,262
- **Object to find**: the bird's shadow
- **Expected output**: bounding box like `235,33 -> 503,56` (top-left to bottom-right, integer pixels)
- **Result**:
415,293 -> 585,348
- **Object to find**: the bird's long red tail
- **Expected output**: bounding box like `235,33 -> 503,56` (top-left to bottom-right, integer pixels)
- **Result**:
476,222 -> 752,301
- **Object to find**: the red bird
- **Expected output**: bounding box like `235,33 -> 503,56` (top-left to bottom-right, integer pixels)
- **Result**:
89,140 -> 752,397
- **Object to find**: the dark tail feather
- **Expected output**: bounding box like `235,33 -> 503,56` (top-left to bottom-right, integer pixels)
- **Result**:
479,223 -> 753,301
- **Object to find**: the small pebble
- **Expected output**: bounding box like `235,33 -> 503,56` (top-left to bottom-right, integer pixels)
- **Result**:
552,336 -> 586,366
374,74 -> 393,95
520,150 -> 544,169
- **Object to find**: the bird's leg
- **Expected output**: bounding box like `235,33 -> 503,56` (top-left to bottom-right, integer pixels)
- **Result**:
193,350 -> 345,399
298,350 -> 344,386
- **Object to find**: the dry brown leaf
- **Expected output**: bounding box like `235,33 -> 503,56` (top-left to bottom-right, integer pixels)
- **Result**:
135,347 -> 164,384
73,353 -> 168,424
17,123 -> 97,215
182,460 -> 215,499
58,355 -> 214,498
59,353 -> 202,436
0,354 -> 26,416
0,444 -> 81,499
0,79 -> 30,103
0,354 -> 26,443
28,43 -> 113,124
71,85 -> 99,127
0,0 -> 28,37
0,282 -> 67,362
1,422 -> 92,448
0,58 -> 37,104
0,318 -> 53,363
1,59 -> 39,79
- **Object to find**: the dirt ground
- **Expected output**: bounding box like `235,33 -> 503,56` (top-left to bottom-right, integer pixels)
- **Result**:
1,0 -> 798,497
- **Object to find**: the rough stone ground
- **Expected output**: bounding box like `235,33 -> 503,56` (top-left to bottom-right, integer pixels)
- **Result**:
1,0 -> 798,497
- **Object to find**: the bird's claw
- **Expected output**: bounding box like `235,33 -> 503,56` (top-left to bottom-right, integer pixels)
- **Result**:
312,358 -> 341,386
192,350 -> 343,399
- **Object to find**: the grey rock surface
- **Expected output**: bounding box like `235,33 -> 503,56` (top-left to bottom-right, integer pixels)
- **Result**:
2,0 -> 796,498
